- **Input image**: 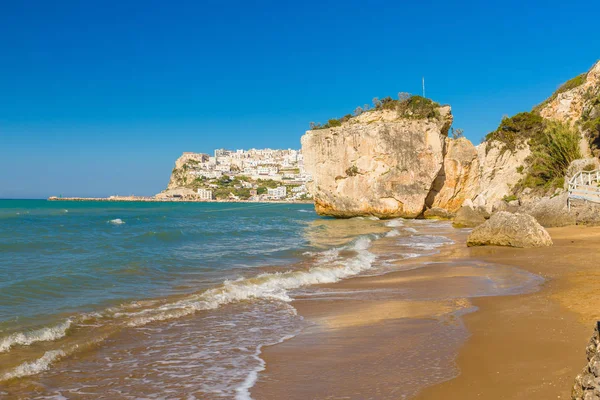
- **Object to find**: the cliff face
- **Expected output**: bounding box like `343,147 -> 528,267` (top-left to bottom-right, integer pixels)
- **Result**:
302,60 -> 600,219
166,152 -> 210,190
430,137 -> 481,212
302,107 -> 453,218
539,60 -> 600,158
539,61 -> 600,125
474,140 -> 530,211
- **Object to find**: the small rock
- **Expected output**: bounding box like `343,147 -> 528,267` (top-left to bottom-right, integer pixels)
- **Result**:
423,207 -> 455,220
452,205 -> 486,228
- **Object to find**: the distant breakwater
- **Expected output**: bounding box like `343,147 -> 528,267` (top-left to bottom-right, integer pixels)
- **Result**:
47,196 -> 313,204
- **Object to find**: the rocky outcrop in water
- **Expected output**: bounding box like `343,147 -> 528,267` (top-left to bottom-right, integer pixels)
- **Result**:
302,106 -> 453,218
466,212 -> 553,248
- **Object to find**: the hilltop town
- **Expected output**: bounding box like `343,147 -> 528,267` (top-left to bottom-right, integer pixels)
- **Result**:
157,148 -> 313,202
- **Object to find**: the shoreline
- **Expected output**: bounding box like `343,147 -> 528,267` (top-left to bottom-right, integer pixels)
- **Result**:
251,225 -> 600,399
46,196 -> 314,204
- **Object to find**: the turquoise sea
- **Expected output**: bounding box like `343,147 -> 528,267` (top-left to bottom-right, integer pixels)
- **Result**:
0,200 -> 542,399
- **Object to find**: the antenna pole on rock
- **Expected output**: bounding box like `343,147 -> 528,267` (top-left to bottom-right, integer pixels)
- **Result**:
422,76 -> 425,98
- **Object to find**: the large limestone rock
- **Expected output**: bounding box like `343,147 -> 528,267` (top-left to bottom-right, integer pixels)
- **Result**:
302,107 -> 453,218
474,140 -> 530,212
519,193 -> 576,227
467,212 -> 553,248
452,205 -> 486,228
429,137 -> 480,212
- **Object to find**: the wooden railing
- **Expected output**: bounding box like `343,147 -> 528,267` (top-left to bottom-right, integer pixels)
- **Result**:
568,169 -> 600,210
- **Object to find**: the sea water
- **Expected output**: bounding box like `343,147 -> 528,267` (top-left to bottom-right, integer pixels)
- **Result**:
0,200 -> 541,399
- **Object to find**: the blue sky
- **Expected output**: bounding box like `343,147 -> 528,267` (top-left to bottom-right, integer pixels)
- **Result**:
1,0 -> 599,198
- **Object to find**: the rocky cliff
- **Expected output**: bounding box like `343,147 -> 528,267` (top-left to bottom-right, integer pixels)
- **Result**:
303,60 -> 600,219
302,104 -> 455,218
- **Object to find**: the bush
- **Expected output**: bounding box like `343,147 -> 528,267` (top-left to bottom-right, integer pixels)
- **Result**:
345,165 -> 359,176
503,195 -> 518,203
485,112 -> 545,152
396,95 -> 441,119
583,163 -> 597,172
520,121 -> 581,190
309,94 -> 441,129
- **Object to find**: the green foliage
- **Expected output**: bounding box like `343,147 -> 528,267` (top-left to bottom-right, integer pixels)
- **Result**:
485,112 -> 545,152
503,195 -> 518,203
396,95 -> 441,119
519,121 -> 581,190
583,163 -> 597,172
581,91 -> 600,155
327,118 -> 342,127
256,179 -> 279,188
345,165 -> 359,176
516,165 -> 524,174
309,94 -> 441,129
532,73 -> 587,112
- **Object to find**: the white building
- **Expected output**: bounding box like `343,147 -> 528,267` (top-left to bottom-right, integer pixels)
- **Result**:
197,188 -> 213,200
267,186 -> 287,199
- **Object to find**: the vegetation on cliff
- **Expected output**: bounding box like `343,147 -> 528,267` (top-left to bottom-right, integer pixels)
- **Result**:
517,121 -> 581,190
309,94 -> 441,130
485,111 -> 581,191
581,87 -> 600,156
484,112 -> 545,152
532,73 -> 587,113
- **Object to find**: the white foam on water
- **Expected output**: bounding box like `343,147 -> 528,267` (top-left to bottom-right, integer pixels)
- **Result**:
2,350 -> 66,380
234,332 -> 297,400
297,209 -> 314,213
0,319 -> 72,353
385,229 -> 401,237
384,219 -> 404,227
124,236 -> 377,327
401,235 -> 454,250
404,227 -> 418,233
367,216 -> 380,220
109,218 -> 125,225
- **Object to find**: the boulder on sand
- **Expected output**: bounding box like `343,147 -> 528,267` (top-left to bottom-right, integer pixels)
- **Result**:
452,205 -> 486,228
467,211 -> 553,248
423,207 -> 455,220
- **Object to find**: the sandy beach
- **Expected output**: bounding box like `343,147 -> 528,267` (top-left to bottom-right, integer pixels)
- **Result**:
252,225 -> 600,399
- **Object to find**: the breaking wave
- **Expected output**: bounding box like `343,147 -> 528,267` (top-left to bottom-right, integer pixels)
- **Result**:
0,319 -> 72,353
0,234 -> 379,382
384,219 -> 404,227
2,350 -> 65,381
108,218 -> 125,225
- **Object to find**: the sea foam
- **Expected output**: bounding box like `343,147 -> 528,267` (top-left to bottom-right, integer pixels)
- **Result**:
124,235 -> 377,327
2,350 -> 66,380
109,218 -> 125,225
0,319 -> 72,353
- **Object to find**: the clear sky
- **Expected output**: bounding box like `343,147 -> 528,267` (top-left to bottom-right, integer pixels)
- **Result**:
1,0 -> 599,198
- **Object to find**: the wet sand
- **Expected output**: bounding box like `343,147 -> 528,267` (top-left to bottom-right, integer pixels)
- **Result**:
252,226 -> 600,399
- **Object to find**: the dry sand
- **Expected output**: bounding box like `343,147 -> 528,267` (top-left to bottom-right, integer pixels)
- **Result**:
251,225 -> 600,399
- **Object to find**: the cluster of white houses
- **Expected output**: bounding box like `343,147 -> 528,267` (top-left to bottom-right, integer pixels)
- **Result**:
181,148 -> 312,201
